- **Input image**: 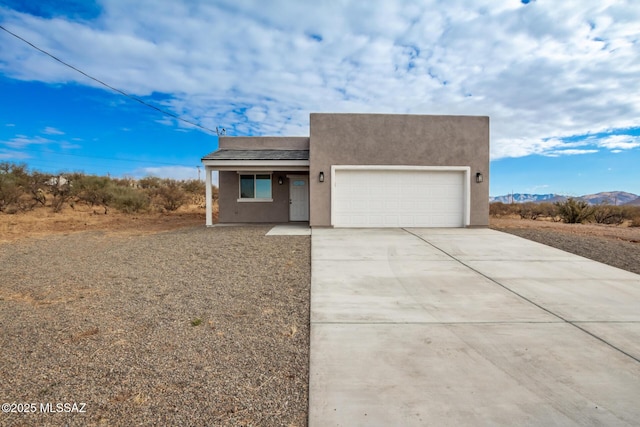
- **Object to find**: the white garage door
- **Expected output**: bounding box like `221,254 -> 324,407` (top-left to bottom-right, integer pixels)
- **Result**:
333,168 -> 467,228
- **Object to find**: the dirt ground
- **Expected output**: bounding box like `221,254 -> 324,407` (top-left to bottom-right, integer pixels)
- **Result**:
491,216 -> 640,275
0,215 -> 310,426
0,203 -> 210,244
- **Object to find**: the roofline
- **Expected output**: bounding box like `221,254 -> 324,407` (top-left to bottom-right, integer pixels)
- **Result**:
201,159 -> 310,170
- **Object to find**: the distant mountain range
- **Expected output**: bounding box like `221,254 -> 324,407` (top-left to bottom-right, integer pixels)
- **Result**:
490,191 -> 640,206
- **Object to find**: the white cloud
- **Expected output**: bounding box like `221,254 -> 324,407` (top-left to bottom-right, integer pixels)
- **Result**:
525,184 -> 550,193
0,132 -> 81,151
1,1 -> 639,159
543,149 -> 599,157
43,126 -> 64,135
593,134 -> 640,150
0,149 -> 30,160
2,135 -> 52,148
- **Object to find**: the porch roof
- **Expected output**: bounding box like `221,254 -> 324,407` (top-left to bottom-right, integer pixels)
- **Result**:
201,149 -> 310,171
202,149 -> 309,161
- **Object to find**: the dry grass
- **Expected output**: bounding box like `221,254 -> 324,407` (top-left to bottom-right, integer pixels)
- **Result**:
491,216 -> 640,243
0,202 -> 217,243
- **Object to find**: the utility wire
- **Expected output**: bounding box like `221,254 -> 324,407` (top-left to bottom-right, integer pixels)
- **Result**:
19,148 -> 198,167
0,24 -> 217,134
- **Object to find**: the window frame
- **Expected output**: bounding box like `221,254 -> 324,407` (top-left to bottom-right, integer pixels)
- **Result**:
237,172 -> 273,202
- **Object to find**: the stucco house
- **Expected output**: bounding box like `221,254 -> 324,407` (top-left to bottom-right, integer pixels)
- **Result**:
201,113 -> 489,228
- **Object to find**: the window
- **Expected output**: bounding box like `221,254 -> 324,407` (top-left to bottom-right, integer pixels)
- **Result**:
239,174 -> 272,200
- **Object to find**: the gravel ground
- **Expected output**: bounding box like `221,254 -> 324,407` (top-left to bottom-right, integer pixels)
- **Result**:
0,226 -> 310,426
492,225 -> 640,275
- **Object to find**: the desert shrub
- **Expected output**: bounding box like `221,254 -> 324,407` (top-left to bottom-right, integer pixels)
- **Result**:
538,202 -> 560,221
181,179 -> 205,195
24,171 -> 48,207
631,216 -> 640,228
180,179 -> 205,205
554,198 -> 594,224
0,162 -> 28,212
110,177 -> 137,188
0,175 -> 24,212
489,202 -> 521,217
489,202 -> 508,217
45,175 -> 74,213
154,179 -> 186,211
592,204 -> 627,225
110,186 -> 149,213
517,202 -> 545,220
138,176 -> 163,190
73,175 -> 114,207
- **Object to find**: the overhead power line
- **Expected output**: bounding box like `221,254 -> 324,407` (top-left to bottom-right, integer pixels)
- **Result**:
19,148 -> 198,167
0,24 -> 217,134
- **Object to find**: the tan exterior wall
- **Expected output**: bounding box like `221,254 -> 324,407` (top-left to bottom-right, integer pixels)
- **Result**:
309,113 -> 490,227
218,171 -> 306,223
216,137 -> 310,223
219,136 -> 309,150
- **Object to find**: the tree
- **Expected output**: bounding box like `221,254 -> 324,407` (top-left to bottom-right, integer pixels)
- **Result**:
0,162 -> 28,212
554,198 -> 594,224
592,204 -> 627,225
73,175 -> 114,212
155,179 -> 186,211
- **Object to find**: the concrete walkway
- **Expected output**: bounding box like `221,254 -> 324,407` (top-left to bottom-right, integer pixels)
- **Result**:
309,228 -> 640,426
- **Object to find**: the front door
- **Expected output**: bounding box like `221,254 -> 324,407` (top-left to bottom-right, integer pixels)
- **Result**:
289,175 -> 309,221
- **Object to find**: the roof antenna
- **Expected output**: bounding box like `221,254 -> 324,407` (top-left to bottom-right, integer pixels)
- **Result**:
216,126 -> 226,136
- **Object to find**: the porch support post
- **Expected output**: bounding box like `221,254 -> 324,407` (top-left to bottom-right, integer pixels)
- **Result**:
205,166 -> 213,226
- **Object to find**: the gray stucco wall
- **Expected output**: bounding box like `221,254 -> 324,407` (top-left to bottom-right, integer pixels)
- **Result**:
219,136 -> 309,150
216,137 -> 310,223
218,171 -> 306,223
309,113 -> 490,227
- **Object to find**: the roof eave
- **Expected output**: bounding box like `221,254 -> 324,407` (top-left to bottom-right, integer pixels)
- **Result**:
201,159 -> 310,171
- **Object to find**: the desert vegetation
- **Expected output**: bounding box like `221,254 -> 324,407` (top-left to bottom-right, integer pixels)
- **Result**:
0,162 -> 217,215
490,198 -> 640,226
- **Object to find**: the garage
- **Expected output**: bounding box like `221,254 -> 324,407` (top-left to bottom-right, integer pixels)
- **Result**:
331,166 -> 470,228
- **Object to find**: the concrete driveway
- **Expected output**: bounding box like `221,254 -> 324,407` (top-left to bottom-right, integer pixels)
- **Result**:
309,228 -> 640,426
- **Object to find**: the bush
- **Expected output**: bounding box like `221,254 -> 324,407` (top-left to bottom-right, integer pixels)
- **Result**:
138,176 -> 163,190
180,179 -> 207,205
45,175 -> 73,213
538,202 -> 560,221
0,162 -> 209,214
180,179 -> 205,195
517,202 -> 546,220
554,198 -> 594,224
0,175 -> 24,212
592,204 -> 628,225
110,186 -> 149,213
489,202 -> 508,217
0,162 -> 28,212
154,180 -> 186,211
24,171 -> 48,207
73,175 -> 114,208
489,202 -> 521,217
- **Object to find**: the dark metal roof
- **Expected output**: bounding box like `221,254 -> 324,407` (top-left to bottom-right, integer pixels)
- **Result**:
202,149 -> 309,161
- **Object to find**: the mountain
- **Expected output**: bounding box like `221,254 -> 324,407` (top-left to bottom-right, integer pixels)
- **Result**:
489,193 -> 564,204
490,191 -> 639,205
581,191 -> 639,205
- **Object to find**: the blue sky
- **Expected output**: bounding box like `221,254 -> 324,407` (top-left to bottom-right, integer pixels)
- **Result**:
1,0 -> 639,196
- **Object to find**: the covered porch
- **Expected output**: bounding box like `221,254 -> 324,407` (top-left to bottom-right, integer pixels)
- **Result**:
202,149 -> 310,226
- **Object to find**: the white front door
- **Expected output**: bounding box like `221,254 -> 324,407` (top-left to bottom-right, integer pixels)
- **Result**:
289,175 -> 309,221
